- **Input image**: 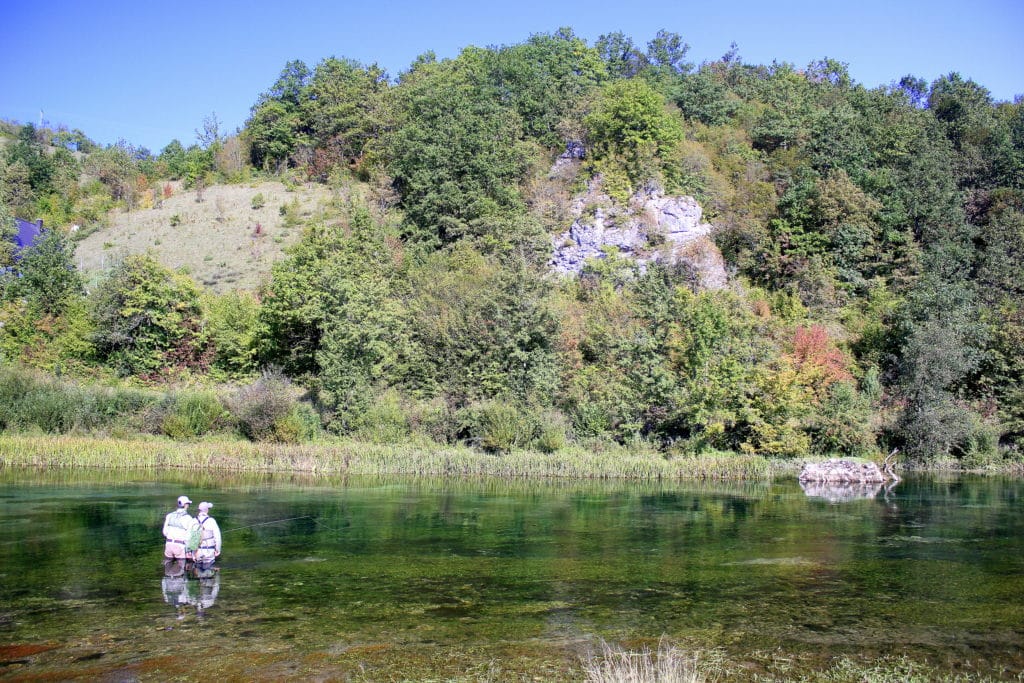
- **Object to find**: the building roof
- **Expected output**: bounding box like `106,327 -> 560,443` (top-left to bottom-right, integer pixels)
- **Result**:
14,219 -> 42,250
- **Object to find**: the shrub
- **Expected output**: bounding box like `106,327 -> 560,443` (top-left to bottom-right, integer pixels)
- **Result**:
16,383 -> 82,433
406,398 -> 460,445
227,370 -> 297,441
0,366 -> 159,435
533,409 -> 570,453
160,391 -> 229,439
251,192 -> 265,210
350,389 -> 410,444
459,400 -> 535,453
272,402 -> 321,443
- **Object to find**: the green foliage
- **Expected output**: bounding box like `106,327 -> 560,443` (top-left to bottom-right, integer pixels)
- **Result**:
303,57 -> 388,174
489,28 -> 606,147
3,229 -> 83,316
533,409 -> 570,453
671,68 -> 736,126
595,32 -> 647,80
348,389 -> 411,444
89,253 -> 208,377
227,370 -> 303,442
272,402 -> 322,443
404,244 -> 559,406
5,30 -> 1022,464
584,78 -> 684,198
458,400 -> 533,453
247,99 -> 306,171
83,143 -> 140,207
316,209 -> 410,426
158,140 -> 188,179
159,391 -> 229,439
387,48 -> 533,246
0,365 -> 157,435
204,290 -> 260,379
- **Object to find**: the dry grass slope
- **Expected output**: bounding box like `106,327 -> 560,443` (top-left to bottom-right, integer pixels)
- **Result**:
73,180 -> 332,292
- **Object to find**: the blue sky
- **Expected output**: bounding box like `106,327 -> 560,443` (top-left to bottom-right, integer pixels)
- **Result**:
2,0 -> 1021,153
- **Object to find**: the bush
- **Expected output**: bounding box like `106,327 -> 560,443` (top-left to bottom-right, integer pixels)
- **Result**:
15,383 -> 82,433
406,398 -> 460,445
159,391 -> 229,439
272,402 -> 321,443
0,366 -> 159,435
251,192 -> 265,210
958,413 -> 1001,469
459,400 -> 535,453
227,370 -> 298,441
533,409 -> 570,453
349,389 -> 410,444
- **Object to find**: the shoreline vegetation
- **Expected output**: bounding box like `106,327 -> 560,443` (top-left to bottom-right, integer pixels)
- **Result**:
0,434 -> 776,479
3,34 -> 1024,475
1,434 -> 1021,479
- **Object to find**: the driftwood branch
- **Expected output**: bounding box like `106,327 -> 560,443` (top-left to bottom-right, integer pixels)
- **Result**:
881,448 -> 900,482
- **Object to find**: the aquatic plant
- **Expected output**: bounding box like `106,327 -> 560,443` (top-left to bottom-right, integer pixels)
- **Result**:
583,638 -> 701,683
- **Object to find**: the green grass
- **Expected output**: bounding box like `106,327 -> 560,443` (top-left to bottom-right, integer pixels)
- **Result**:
0,434 -> 777,480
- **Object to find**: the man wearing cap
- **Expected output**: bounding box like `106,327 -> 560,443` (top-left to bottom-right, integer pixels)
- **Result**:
163,495 -> 198,560
194,501 -> 222,565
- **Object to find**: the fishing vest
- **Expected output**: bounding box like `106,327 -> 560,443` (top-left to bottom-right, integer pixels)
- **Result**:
167,510 -> 192,530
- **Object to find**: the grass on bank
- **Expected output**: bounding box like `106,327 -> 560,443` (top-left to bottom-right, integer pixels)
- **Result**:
0,434 -> 778,480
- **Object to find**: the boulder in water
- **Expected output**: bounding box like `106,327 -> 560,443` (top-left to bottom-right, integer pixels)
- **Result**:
798,458 -> 886,483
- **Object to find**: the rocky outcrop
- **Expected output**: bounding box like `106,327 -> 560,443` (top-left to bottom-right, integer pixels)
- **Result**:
798,453 -> 900,502
798,459 -> 887,483
548,174 -> 728,290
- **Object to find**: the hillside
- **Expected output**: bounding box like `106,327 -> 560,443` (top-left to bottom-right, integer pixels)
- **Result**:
73,181 -> 332,292
2,28 -> 1022,465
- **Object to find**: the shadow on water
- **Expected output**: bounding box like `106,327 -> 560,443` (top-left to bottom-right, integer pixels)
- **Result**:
1,468 -> 1023,679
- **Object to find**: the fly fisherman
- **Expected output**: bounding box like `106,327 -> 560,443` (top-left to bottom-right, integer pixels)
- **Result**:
163,495 -> 198,560
194,501 -> 222,565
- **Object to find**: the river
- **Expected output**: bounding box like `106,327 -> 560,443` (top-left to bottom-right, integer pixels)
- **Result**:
1,469 -> 1022,680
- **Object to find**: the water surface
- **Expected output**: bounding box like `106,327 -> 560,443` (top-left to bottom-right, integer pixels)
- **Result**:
1,469 -> 1022,680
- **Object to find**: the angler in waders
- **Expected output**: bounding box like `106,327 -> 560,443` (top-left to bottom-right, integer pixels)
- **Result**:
163,495 -> 198,560
193,501 -> 222,567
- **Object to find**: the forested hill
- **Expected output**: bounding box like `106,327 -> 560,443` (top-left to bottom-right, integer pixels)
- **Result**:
1,28 -> 1022,465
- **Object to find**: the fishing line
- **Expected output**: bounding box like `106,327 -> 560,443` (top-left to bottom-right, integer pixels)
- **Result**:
220,515 -> 315,533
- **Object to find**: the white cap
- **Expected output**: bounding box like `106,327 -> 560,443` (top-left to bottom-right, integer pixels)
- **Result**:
198,501 -> 212,511
177,495 -> 192,506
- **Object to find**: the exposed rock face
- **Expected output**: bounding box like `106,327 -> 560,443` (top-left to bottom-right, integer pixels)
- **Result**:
548,175 -> 728,290
798,459 -> 887,484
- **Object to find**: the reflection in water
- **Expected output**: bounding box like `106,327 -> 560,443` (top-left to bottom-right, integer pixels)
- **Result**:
191,562 -> 220,616
162,559 -> 220,619
161,559 -> 192,618
2,471 -> 1022,680
799,479 -> 882,502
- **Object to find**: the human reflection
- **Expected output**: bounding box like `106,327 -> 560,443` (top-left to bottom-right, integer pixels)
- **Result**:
162,559 -> 220,620
190,561 -> 221,617
162,558 -> 194,619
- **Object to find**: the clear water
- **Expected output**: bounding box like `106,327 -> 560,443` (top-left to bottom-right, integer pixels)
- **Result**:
1,469 -> 1022,680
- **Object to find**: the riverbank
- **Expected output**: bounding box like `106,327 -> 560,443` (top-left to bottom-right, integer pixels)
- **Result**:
0,434 -> 785,480
2,434 -> 1021,479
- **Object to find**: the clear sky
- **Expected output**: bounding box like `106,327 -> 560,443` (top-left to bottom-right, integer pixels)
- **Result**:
2,0 -> 1021,153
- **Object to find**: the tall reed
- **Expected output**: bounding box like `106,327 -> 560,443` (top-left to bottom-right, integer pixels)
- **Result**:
0,435 -> 776,480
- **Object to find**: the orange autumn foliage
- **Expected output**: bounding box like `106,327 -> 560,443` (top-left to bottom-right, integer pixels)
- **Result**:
790,325 -> 853,389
